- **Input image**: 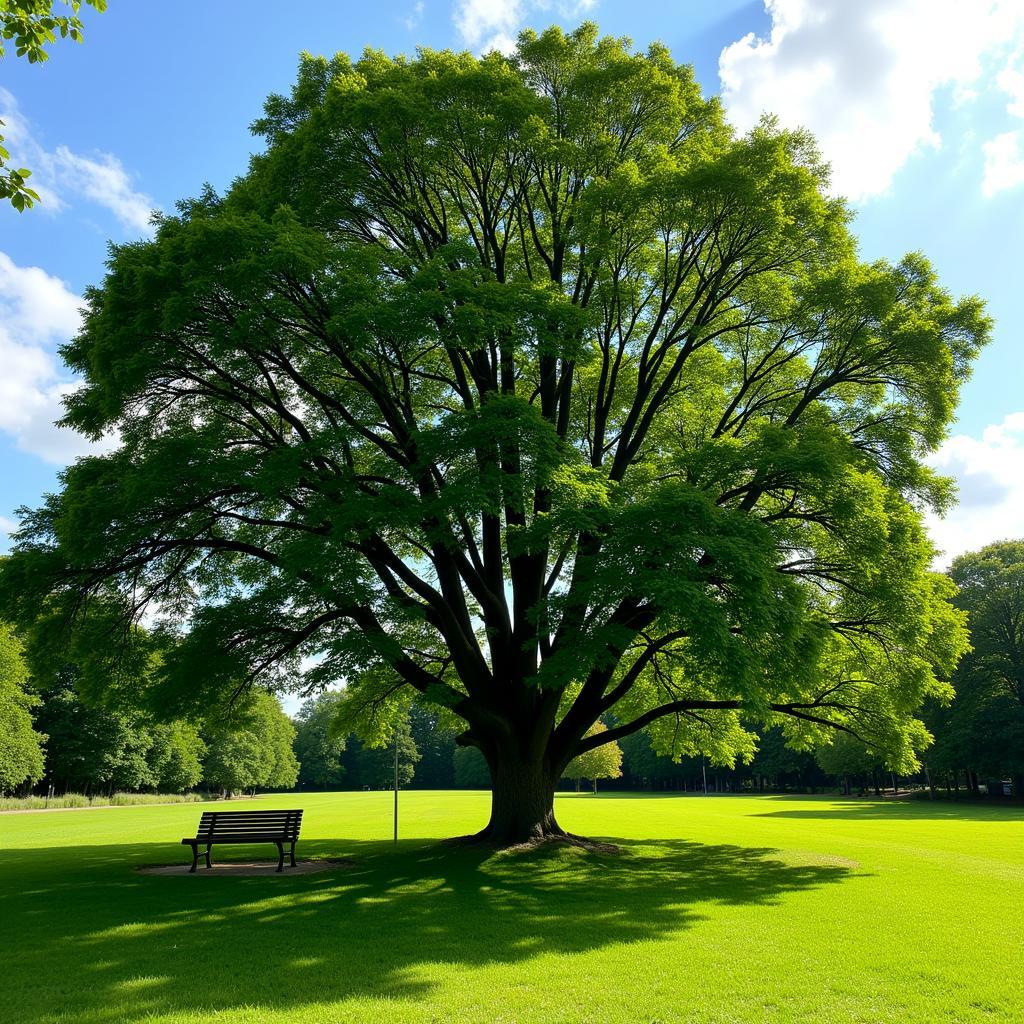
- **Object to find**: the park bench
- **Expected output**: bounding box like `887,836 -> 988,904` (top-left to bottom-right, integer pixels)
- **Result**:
181,809 -> 303,872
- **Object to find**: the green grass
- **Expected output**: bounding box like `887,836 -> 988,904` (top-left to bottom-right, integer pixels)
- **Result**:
1,791 -> 1022,1023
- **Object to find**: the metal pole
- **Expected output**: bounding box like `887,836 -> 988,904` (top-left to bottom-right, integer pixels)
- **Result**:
702,758 -> 708,795
393,725 -> 399,843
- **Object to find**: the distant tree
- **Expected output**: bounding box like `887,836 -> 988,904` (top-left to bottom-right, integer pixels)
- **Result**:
408,704 -> 457,789
563,722 -> 623,792
815,733 -> 885,796
203,727 -> 264,797
346,718 -> 419,789
746,727 -> 824,792
0,0 -> 107,210
146,721 -> 205,793
453,745 -> 490,789
294,691 -> 347,788
204,691 -> 298,795
947,541 -> 1024,796
619,730 -> 687,789
0,622 -> 46,793
263,698 -> 300,790
34,671 -> 155,793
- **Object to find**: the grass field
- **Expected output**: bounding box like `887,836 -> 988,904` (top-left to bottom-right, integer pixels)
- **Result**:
2,791 -> 1022,1023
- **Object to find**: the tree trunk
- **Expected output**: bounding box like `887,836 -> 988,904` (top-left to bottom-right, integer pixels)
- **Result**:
477,754 -> 564,845
924,763 -> 936,800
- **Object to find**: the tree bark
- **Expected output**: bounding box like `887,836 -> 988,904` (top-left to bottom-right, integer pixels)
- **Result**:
476,753 -> 564,845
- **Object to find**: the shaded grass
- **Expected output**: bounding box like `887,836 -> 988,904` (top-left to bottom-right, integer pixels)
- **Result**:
1,791 -> 1022,1023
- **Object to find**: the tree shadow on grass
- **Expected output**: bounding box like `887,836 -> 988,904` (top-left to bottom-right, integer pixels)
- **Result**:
749,797 -> 1024,821
1,836 -> 857,1023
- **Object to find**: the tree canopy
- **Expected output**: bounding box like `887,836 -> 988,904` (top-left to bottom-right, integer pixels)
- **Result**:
203,691 -> 299,796
927,541 -> 1024,791
294,691 -> 348,788
563,721 -> 623,791
0,25 -> 989,842
0,622 -> 46,793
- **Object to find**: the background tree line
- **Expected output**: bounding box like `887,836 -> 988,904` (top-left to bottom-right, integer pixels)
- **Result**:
3,540 -> 1022,799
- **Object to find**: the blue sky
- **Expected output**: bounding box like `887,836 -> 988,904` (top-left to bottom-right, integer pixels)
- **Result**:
1,0 -> 1022,566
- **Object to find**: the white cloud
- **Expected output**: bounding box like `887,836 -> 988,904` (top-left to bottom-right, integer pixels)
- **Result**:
454,0 -> 525,52
0,252 -> 113,465
453,0 -> 596,55
0,88 -> 155,232
404,1 -> 425,30
927,413 -> 1024,567
981,130 -> 1024,197
997,57 -> 1024,118
719,0 -> 1024,202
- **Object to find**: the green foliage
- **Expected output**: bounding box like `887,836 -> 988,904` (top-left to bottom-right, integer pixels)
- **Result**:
147,720 -> 205,793
0,0 -> 106,210
815,733 -> 885,778
453,745 -> 490,788
294,691 -> 348,788
563,722 -> 623,790
950,541 -> 1024,709
203,691 -> 299,794
0,26 -> 989,829
0,0 -> 105,60
342,718 -> 420,788
926,541 -> 1024,781
408,704 -> 456,788
34,671 -> 156,792
0,622 -> 46,793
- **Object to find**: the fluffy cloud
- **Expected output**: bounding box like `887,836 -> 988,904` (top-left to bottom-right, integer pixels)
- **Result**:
0,252 -> 112,465
404,1 -> 425,31
980,52 -> 1024,197
0,88 -> 155,232
927,413 -> 1024,567
982,130 -> 1024,197
719,0 -> 1024,201
453,0 -> 596,55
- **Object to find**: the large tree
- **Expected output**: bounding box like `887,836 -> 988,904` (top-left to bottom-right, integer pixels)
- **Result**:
0,26 -> 988,843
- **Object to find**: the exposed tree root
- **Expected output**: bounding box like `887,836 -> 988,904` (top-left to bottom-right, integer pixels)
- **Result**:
444,828 -> 621,855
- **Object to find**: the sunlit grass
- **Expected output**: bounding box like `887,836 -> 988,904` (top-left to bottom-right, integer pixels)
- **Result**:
2,791 -> 1022,1023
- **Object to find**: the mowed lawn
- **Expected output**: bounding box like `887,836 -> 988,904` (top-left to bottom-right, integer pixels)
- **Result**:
2,792 -> 1022,1024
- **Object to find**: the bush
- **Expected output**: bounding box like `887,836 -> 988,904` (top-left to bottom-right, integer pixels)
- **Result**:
0,791 -> 205,811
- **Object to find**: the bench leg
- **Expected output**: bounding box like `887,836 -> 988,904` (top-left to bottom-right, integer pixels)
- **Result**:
188,843 -> 198,873
275,841 -> 285,873
205,843 -> 213,869
289,841 -> 297,868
